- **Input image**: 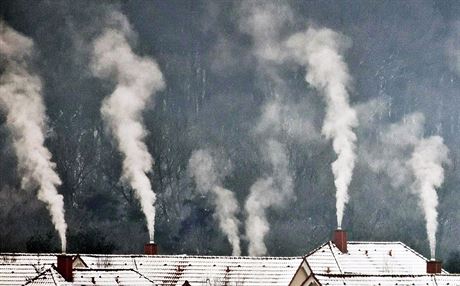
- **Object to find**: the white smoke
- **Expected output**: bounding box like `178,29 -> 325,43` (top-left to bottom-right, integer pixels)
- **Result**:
245,140 -> 293,256
408,136 -> 449,259
0,22 -> 67,252
188,149 -> 241,256
357,107 -> 450,258
90,12 -> 165,242
285,27 -> 357,229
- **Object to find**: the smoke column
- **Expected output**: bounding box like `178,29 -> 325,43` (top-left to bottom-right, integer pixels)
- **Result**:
286,28 -> 358,229
408,136 -> 449,259
90,13 -> 165,242
245,140 -> 293,256
0,22 -> 67,252
188,149 -> 241,255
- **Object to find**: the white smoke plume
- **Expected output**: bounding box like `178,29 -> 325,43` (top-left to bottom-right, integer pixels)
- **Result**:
90,12 -> 165,242
357,107 -> 450,258
0,22 -> 67,252
286,27 -> 357,229
408,136 -> 449,259
188,149 -> 241,256
245,140 -> 293,256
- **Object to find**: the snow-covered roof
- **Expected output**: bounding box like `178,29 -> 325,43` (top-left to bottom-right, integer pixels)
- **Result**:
23,267 -> 71,286
305,241 -> 447,275
0,264 -> 52,285
0,253 -> 302,285
312,273 -> 460,286
72,269 -> 154,285
77,254 -> 302,285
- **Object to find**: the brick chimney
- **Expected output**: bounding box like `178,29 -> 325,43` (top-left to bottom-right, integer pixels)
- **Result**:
427,260 -> 442,274
57,255 -> 73,282
333,229 -> 347,253
144,242 -> 158,255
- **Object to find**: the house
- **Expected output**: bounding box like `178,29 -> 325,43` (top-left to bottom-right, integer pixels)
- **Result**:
292,230 -> 460,286
1,230 -> 459,285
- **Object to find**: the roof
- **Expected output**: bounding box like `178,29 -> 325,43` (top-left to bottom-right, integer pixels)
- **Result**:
0,253 -> 302,286
305,241 -> 448,275
0,264 -> 51,285
77,254 -> 302,285
72,269 -> 154,285
313,273 -> 460,286
24,268 -> 70,286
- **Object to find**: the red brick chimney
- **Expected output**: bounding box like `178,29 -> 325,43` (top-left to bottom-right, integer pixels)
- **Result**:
427,260 -> 442,274
144,242 -> 158,255
333,229 -> 347,253
57,255 -> 73,282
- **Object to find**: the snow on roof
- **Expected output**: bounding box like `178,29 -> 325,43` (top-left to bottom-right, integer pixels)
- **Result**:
0,253 -> 56,266
23,267 -> 71,286
0,264 -> 51,285
313,274 -> 460,286
305,241 -> 448,275
77,254 -> 303,285
0,253 -> 302,286
72,269 -> 154,285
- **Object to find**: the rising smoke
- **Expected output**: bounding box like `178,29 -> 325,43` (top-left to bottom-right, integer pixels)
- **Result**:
409,136 -> 449,259
0,22 -> 67,252
188,149 -> 241,256
245,140 -> 293,256
285,27 -> 357,229
358,107 -> 450,259
90,12 -> 165,242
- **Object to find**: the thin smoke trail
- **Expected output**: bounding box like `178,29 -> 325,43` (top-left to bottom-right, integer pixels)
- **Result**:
286,27 -> 357,229
188,149 -> 241,256
409,136 -> 449,259
0,22 -> 67,252
245,140 -> 293,256
90,12 -> 165,242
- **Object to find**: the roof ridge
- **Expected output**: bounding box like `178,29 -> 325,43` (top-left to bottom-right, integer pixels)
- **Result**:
303,241 -> 330,258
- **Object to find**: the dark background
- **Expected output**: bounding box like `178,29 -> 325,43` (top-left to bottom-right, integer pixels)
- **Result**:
0,0 -> 459,272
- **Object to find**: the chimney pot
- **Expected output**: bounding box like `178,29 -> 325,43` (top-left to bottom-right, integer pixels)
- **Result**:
57,255 -> 73,282
144,242 -> 158,255
333,229 -> 348,253
427,260 -> 442,274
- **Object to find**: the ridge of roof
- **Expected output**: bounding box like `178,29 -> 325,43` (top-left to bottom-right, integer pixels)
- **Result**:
303,241 -> 331,258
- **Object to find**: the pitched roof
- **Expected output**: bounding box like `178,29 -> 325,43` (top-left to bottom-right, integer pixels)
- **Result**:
77,254 -> 302,285
0,264 -> 50,285
72,269 -> 154,285
23,267 -> 71,286
0,253 -> 302,285
305,241 -> 448,275
313,273 -> 460,286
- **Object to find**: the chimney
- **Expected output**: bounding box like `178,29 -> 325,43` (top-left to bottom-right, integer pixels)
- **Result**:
427,259 -> 442,274
144,242 -> 158,255
333,229 -> 347,253
57,255 -> 73,282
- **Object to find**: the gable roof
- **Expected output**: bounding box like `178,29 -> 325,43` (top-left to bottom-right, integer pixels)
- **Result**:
76,254 -> 303,285
305,241 -> 448,275
23,267 -> 71,286
312,273 -> 460,286
0,253 -> 302,286
72,268 -> 155,285
0,264 -> 51,285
